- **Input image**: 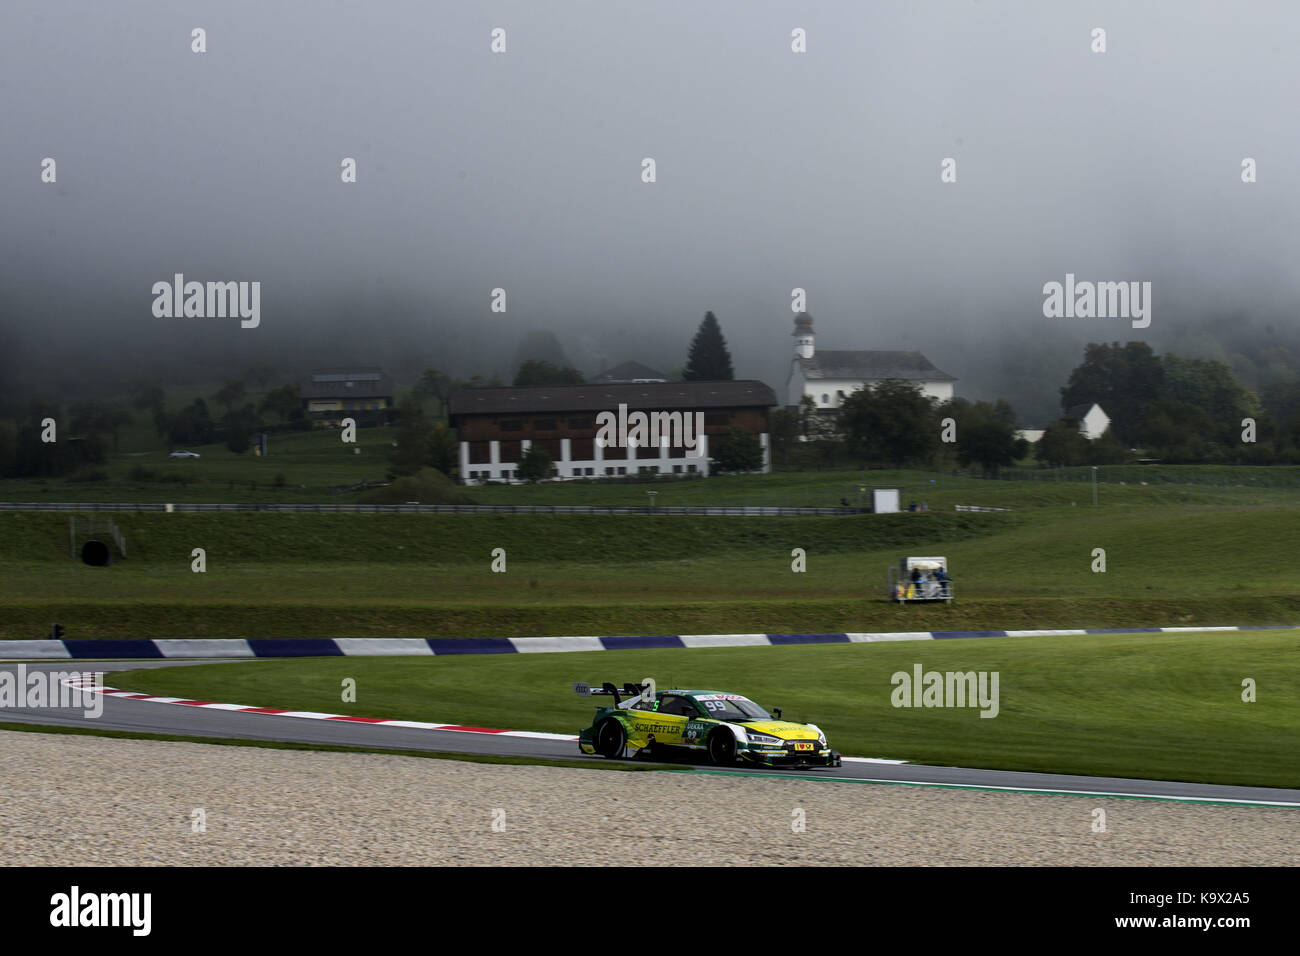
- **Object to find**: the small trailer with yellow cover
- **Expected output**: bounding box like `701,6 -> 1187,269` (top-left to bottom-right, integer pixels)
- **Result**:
888,555 -> 953,602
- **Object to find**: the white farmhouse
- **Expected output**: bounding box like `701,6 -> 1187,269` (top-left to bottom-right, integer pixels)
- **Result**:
785,313 -> 957,409
1016,404 -> 1111,444
1064,402 -> 1111,440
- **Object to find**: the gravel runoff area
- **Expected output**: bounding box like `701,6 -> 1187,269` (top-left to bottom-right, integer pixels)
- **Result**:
3,730 -> 1297,866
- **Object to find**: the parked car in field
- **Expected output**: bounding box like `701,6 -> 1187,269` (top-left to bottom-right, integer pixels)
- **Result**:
168,450 -> 201,459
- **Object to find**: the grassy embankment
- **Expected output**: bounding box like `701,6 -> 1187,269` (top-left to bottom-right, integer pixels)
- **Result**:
0,474 -> 1297,638
1,441 -> 1297,639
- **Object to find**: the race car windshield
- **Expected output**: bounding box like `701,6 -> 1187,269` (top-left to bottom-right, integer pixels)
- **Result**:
693,696 -> 770,721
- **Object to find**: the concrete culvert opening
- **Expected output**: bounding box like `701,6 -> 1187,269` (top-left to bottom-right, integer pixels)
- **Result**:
81,539 -> 112,567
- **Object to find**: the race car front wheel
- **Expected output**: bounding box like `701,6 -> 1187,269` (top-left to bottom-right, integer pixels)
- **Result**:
594,718 -> 627,758
707,729 -> 737,766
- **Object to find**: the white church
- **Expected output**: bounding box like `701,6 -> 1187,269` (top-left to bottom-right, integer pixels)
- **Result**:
785,313 -> 957,410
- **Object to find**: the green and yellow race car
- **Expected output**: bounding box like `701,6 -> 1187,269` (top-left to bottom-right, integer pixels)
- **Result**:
575,681 -> 842,768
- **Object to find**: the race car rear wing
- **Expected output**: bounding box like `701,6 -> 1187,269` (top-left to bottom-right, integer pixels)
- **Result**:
573,680 -> 654,706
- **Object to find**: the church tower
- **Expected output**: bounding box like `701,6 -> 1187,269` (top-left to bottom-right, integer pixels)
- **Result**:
792,313 -> 815,359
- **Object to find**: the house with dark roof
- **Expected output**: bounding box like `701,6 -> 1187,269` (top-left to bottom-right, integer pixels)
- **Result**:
785,313 -> 957,410
449,380 -> 777,484
592,361 -> 669,383
300,368 -> 394,427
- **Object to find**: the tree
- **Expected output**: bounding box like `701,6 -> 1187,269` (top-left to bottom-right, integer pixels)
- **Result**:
943,398 -> 1026,476
683,311 -> 734,381
129,382 -> 170,437
768,407 -> 801,465
1261,381 -> 1300,455
511,330 -> 572,372
414,368 -> 453,417
1060,342 -> 1163,444
167,398 -> 215,447
224,403 -> 262,454
429,422 -> 458,476
258,384 -> 301,424
1160,354 -> 1255,443
388,399 -> 434,477
129,381 -> 165,414
517,444 -> 553,482
840,380 -> 939,467
10,402 -> 77,477
513,359 -> 584,388
103,405 -> 134,451
386,402 -> 460,477
774,395 -> 848,468
1086,428 -> 1131,465
1036,420 -> 1089,467
798,394 -> 842,442
709,426 -> 764,473
991,398 -> 1018,426
1140,399 -> 1215,462
213,380 -> 247,417
67,400 -> 123,460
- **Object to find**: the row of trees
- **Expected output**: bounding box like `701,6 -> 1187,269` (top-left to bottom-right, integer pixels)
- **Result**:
770,386 -> 1031,476
1054,342 -> 1297,464
491,311 -> 738,390
0,376 -> 317,478
766,341 -> 1300,473
132,379 -> 308,454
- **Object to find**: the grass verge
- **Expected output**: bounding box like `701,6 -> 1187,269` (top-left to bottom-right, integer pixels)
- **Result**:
106,631 -> 1300,789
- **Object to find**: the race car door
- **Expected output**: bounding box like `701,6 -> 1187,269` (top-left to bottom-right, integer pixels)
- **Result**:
629,693 -> 694,747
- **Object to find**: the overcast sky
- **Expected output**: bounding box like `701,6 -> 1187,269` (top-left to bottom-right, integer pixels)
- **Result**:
3,0 -> 1298,421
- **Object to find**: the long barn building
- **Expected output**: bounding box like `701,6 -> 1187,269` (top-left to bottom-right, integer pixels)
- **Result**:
448,380 -> 777,484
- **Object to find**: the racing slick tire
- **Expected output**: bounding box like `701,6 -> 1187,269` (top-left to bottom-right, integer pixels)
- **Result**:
707,728 -> 738,766
594,718 -> 627,759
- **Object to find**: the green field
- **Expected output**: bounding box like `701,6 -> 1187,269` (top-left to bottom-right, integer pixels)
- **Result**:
106,631 -> 1300,788
1,471 -> 1298,638
0,427 -> 390,503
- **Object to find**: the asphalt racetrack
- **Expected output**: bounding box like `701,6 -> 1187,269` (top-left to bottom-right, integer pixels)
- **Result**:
3,660 -> 1298,807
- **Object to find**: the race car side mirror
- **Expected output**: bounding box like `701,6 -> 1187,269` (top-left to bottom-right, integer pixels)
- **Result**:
773,708 -> 782,719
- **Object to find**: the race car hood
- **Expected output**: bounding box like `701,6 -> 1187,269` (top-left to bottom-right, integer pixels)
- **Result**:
735,720 -> 820,740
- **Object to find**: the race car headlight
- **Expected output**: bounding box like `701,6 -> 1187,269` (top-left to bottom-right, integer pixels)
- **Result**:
744,731 -> 782,746
807,724 -> 827,745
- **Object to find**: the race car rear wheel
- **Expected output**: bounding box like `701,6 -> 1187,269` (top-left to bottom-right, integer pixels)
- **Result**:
707,728 -> 737,766
594,718 -> 627,758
